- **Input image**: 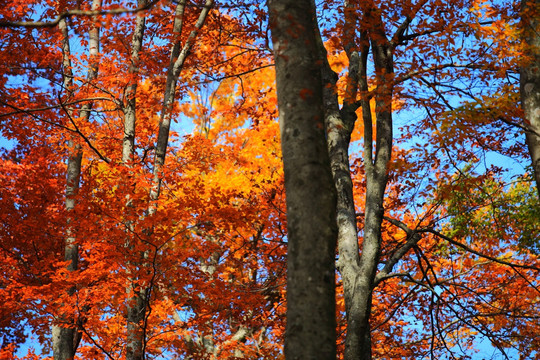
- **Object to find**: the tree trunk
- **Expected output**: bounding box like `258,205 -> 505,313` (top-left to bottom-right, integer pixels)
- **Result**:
312,2 -> 372,357
352,21 -> 395,357
52,0 -> 101,356
52,17 -> 80,360
52,141 -> 83,360
521,0 -> 540,198
130,2 -> 214,358
123,2 -> 147,359
311,1 -> 395,357
122,0 -> 146,164
267,1 -> 338,359
151,0 -> 213,202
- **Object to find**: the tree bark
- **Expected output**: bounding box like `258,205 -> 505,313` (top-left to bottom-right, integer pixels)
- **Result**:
151,0 -> 213,201
312,2 -> 370,357
52,17 -> 80,360
311,1 -> 394,357
128,2 -> 213,358
52,0 -> 101,357
267,1 -> 338,359
123,2 -> 147,360
521,0 -> 540,198
122,0 -> 146,164
354,15 -> 395,358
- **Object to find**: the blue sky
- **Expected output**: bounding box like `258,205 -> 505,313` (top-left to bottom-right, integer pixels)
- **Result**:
1,0 -> 535,358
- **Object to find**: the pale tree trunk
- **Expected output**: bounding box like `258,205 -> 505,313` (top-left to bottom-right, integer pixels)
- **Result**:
311,0 -> 395,357
122,0 -> 146,164
314,1 -> 398,358
312,1 -> 367,357
135,1 -> 214,358
521,0 -> 540,198
268,1 -> 338,359
52,0 -> 101,357
352,6 -> 395,357
151,0 -> 213,202
123,1 -> 213,355
147,0 -> 213,347
52,18 -> 80,360
123,2 -> 147,359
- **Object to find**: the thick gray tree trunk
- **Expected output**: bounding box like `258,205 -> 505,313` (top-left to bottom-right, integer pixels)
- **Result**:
52,0 -> 101,357
268,1 -> 338,359
521,0 -> 540,198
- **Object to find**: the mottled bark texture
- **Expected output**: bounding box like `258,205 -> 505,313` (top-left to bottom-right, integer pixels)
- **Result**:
521,0 -> 540,198
122,0 -> 146,165
312,2 -> 369,358
268,1 -> 338,359
354,25 -> 394,359
52,18 -> 81,360
326,3 -> 394,359
313,0 -> 395,357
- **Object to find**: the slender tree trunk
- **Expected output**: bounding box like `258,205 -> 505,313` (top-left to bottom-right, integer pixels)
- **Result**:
268,1 -> 338,359
123,2 -> 147,359
52,18 -> 81,360
348,33 -> 394,360
52,141 -> 83,360
122,0 -> 146,164
355,11 -> 395,355
521,0 -> 540,198
320,2 -> 395,358
52,0 -> 101,357
146,3 -> 214,356
151,0 -> 213,202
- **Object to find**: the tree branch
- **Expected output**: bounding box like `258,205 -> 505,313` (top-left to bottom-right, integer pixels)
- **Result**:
58,96 -> 111,163
0,0 -> 160,28
375,216 -> 422,285
421,228 -> 540,271
0,97 -> 115,118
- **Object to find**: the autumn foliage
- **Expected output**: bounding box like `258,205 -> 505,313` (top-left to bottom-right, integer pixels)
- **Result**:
0,0 -> 539,359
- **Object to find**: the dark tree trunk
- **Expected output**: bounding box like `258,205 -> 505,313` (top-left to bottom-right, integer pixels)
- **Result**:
268,0 -> 338,359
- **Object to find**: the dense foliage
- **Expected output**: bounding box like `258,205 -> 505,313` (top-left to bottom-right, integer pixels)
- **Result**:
0,0 -> 538,359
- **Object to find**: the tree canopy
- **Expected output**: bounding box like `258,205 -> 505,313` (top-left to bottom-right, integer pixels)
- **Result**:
0,0 -> 538,359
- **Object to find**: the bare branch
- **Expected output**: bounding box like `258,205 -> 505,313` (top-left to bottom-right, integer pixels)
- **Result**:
390,0 -> 430,48
375,216 -> 422,285
396,63 -> 486,86
421,228 -> 540,271
194,63 -> 275,85
0,97 -> 116,118
497,115 -> 540,138
0,0 -> 160,28
372,284 -> 420,330
399,21 -> 494,43
58,94 -> 111,163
